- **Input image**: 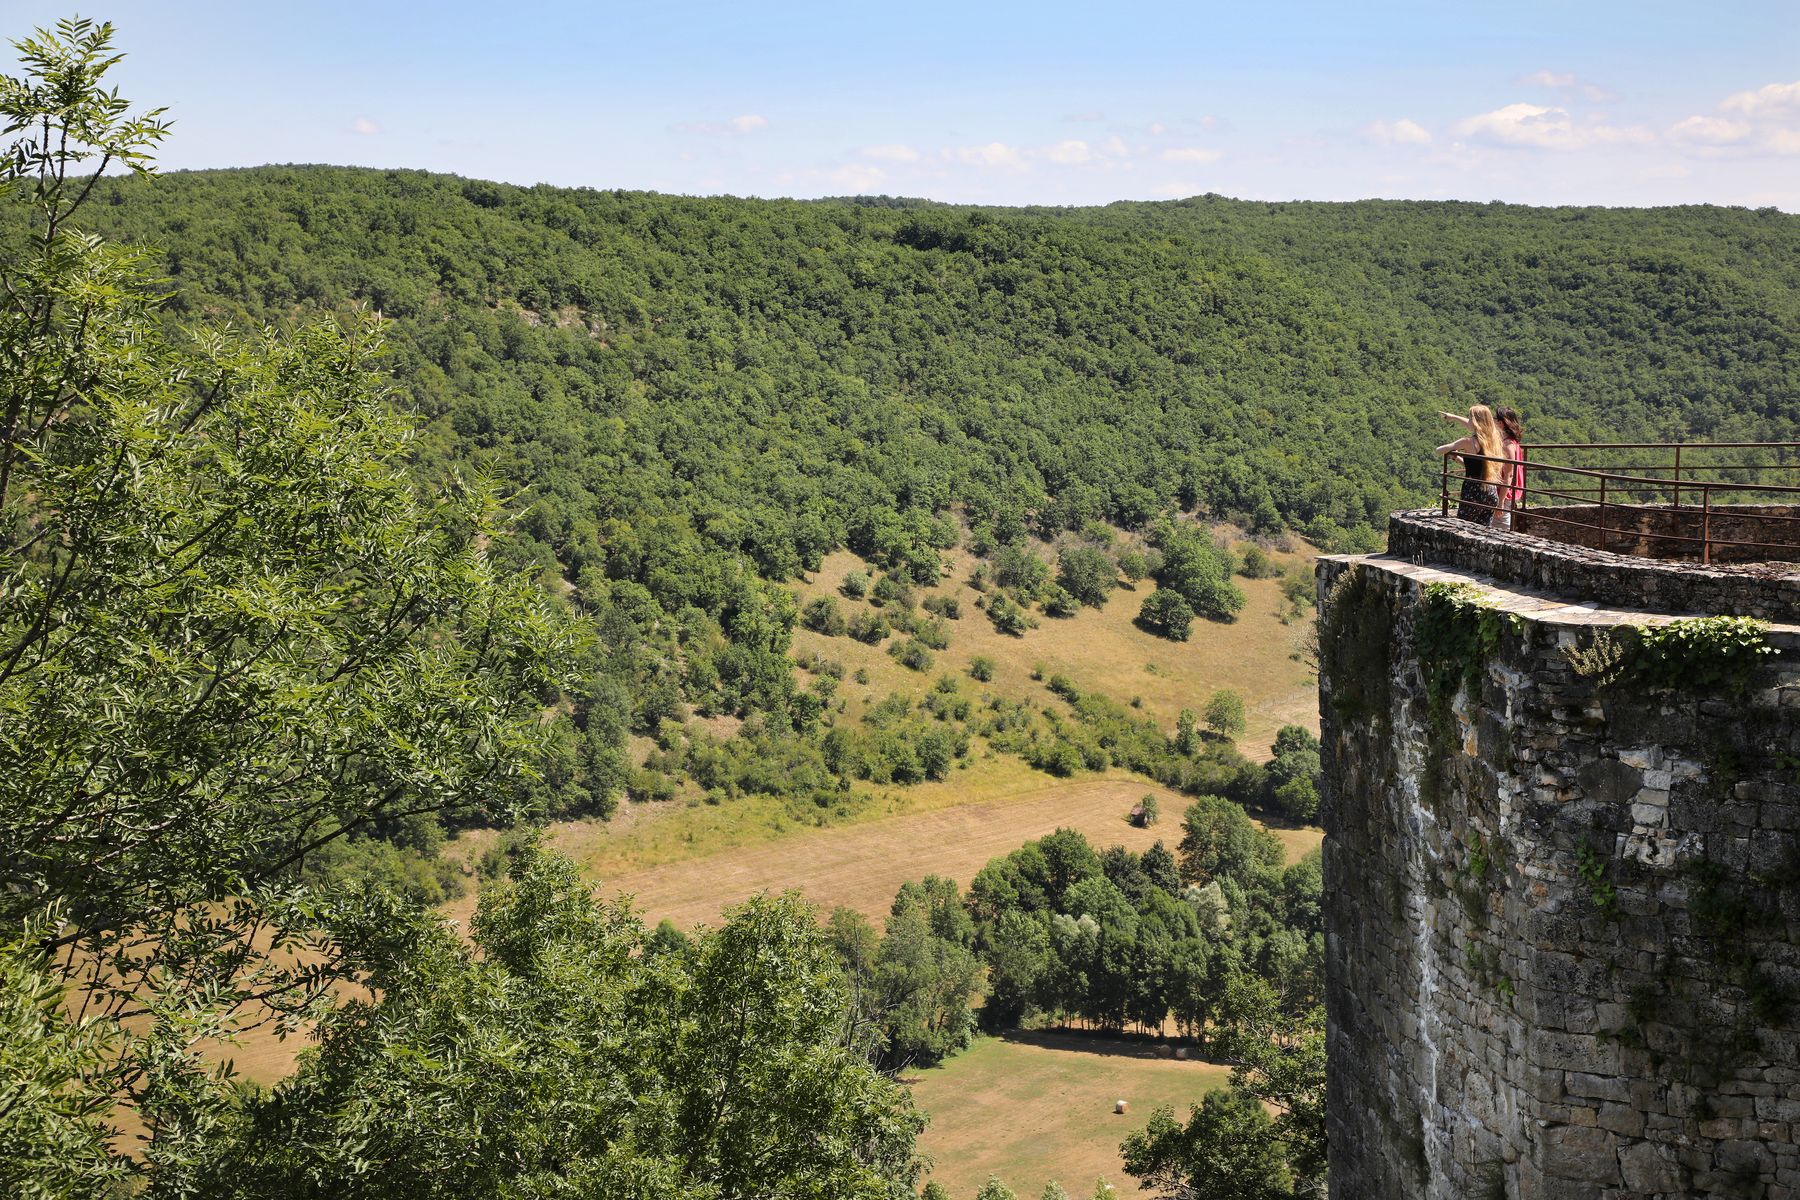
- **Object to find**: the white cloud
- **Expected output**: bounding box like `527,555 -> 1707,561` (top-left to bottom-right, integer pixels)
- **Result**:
1102,134 -> 1130,158
674,114 -> 770,136
1722,81 -> 1800,116
1518,69 -> 1616,102
1160,146 -> 1222,163
953,141 -> 1027,169
1767,129 -> 1800,156
1456,103 -> 1650,150
1364,118 -> 1432,145
771,163 -> 888,194
1046,139 -> 1093,164
352,117 -> 381,136
861,143 -> 920,162
1669,115 -> 1752,145
1148,121 -> 1167,136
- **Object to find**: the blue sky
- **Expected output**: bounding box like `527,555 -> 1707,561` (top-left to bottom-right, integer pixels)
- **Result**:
11,1 -> 1800,208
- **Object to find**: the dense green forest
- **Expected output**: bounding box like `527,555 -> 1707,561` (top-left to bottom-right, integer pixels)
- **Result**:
20,162 -> 1793,823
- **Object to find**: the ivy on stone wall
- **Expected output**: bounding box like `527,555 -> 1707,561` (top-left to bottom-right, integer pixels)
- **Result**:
1565,615 -> 1777,694
1320,564 -> 1393,729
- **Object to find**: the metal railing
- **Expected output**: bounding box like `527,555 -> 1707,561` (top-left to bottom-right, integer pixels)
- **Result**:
1437,441 -> 1800,566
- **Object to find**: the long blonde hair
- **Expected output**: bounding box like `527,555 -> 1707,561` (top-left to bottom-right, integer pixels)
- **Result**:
1468,405 -> 1503,482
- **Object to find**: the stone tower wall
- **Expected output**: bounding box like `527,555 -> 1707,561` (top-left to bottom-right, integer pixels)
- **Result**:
1319,514 -> 1800,1200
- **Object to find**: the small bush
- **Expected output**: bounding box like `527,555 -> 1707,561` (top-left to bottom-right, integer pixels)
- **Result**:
848,609 -> 891,644
1237,544 -> 1276,579
969,656 -> 996,682
922,594 -> 962,620
841,570 -> 869,599
890,638 -> 934,672
988,592 -> 1036,637
872,573 -> 914,609
1040,583 -> 1081,617
802,595 -> 848,636
914,616 -> 951,650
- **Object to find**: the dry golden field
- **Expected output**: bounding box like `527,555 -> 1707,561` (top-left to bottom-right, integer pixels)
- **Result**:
909,1031 -> 1234,1199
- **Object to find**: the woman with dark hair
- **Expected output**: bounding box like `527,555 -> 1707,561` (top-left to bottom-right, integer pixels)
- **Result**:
1436,405 -> 1505,526
1495,408 -> 1526,530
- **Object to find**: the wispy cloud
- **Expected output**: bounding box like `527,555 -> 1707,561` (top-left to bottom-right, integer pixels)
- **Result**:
674,113 -> 769,136
1363,118 -> 1432,145
1668,115 -> 1751,145
952,141 -> 1027,169
352,117 -> 381,136
1518,69 -> 1616,102
1456,103 -> 1649,150
861,143 -> 920,162
1721,80 -> 1800,116
1160,146 -> 1223,163
1046,139 -> 1093,165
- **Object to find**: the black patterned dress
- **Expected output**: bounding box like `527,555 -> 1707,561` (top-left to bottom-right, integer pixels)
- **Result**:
1456,453 -> 1500,526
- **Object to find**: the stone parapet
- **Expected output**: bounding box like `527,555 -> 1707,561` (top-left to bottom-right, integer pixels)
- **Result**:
1386,509 -> 1800,622
1320,551 -> 1800,1200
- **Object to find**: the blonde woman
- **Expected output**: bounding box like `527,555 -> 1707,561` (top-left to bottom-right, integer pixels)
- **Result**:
1436,405 -> 1504,527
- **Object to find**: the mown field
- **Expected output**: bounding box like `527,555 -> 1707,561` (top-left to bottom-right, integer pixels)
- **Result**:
909,1031 -> 1235,1199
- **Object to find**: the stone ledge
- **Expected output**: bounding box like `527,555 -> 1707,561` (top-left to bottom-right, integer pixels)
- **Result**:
1386,509 -> 1800,622
1322,552 -> 1800,640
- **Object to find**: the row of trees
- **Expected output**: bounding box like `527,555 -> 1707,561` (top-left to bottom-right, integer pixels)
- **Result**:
812,800 -> 1326,1198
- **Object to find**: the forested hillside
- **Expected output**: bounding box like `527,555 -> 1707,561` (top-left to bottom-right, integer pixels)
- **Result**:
27,165 -> 1788,826
69,166 -> 1800,561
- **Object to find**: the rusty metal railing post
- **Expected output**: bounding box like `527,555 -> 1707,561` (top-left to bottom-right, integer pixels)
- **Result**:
1598,473 -> 1608,552
1701,487 -> 1712,566
1441,455 -> 1450,516
1672,444 -> 1682,509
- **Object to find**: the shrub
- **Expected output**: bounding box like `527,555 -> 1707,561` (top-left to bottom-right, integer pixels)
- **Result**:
994,544 -> 1050,595
913,616 -> 951,649
802,595 -> 847,636
988,592 -> 1036,637
872,573 -> 914,609
1057,545 -> 1118,607
922,594 -> 962,620
1117,548 -> 1150,583
848,609 -> 891,644
1040,583 -> 1081,617
889,638 -> 934,672
1238,544 -> 1276,579
1137,589 -> 1195,640
969,656 -> 996,682
841,570 -> 870,599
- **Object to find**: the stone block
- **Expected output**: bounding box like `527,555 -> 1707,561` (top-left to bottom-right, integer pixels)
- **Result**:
1540,1123 -> 1622,1186
1618,1140 -> 1683,1193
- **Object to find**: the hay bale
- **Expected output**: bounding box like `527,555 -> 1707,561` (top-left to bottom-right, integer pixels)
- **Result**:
1154,1044 -> 1174,1059
1114,1099 -> 1129,1114
1173,1047 -> 1190,1061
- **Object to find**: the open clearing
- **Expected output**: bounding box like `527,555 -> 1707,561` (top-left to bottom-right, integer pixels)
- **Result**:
791,530 -> 1317,763
910,1031 -> 1232,1199
528,767 -> 1320,932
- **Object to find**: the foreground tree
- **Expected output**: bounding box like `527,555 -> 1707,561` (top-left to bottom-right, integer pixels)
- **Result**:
1121,1089 -> 1292,1200
0,22 -> 578,1143
159,846 -> 924,1199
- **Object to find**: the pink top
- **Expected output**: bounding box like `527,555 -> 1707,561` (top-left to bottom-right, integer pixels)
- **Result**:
1500,438 -> 1526,505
